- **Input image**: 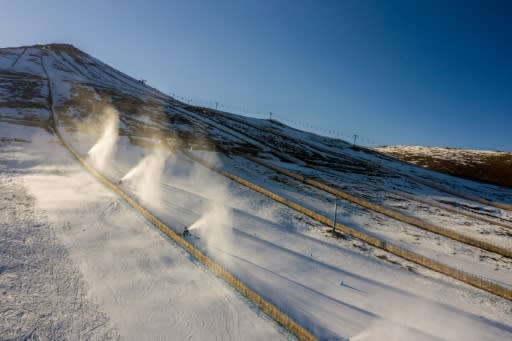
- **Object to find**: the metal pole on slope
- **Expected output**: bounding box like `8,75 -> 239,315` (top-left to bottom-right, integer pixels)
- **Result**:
332,197 -> 338,233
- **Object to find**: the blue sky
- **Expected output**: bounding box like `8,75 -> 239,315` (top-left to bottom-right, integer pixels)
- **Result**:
1,0 -> 511,150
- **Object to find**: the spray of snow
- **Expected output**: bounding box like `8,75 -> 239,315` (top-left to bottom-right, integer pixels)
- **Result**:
189,200 -> 232,241
87,106 -> 119,172
191,197 -> 232,238
120,141 -> 168,207
173,152 -> 234,254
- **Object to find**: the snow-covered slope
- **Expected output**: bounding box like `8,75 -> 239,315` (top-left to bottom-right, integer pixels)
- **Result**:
1,44 -> 511,340
0,122 -> 287,340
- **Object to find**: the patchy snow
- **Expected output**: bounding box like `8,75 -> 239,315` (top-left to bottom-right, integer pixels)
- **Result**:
0,49 -> 19,70
9,47 -> 46,77
377,145 -> 509,157
0,107 -> 50,121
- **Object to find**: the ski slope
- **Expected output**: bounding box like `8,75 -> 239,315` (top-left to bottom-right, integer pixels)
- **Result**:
0,122 -> 288,340
1,44 -> 511,340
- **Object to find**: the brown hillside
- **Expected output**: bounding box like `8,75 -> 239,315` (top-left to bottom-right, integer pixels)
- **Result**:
375,146 -> 512,188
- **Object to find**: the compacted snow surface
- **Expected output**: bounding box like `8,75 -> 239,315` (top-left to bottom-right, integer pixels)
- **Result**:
0,123 -> 287,340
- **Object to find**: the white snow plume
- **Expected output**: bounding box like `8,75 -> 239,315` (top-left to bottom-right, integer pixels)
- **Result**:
189,201 -> 232,244
184,153 -> 234,254
121,142 -> 168,207
188,200 -> 233,263
88,106 -> 119,172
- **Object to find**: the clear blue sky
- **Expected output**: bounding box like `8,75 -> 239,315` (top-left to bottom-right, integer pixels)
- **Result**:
1,0 -> 511,150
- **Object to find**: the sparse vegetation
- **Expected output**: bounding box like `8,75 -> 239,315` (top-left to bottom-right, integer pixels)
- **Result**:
377,146 -> 512,188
